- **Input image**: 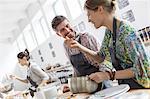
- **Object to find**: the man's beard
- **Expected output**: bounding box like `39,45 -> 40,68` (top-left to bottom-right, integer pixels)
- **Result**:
66,29 -> 75,39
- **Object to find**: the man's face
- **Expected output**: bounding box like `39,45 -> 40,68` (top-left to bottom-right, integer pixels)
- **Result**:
55,19 -> 75,39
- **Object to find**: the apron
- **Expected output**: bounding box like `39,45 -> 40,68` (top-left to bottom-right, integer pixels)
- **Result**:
110,18 -> 144,89
69,35 -> 102,91
27,76 -> 38,97
70,52 -> 99,76
27,63 -> 38,97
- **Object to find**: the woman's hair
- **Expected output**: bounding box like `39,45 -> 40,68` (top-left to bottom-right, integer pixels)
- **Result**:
17,49 -> 30,60
84,0 -> 116,13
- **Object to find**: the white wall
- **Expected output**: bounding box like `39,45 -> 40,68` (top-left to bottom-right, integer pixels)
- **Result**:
31,34 -> 70,69
72,14 -> 106,45
0,44 -> 17,81
0,43 -> 28,90
71,0 -> 150,45
116,0 -> 150,30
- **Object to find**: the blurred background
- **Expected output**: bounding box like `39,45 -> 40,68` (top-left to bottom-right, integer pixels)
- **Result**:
0,0 -> 150,90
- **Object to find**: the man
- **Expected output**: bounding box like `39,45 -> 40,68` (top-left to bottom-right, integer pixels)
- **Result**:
51,15 -> 113,92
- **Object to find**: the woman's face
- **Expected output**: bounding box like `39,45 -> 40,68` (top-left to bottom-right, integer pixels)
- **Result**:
86,7 -> 104,29
18,57 -> 27,66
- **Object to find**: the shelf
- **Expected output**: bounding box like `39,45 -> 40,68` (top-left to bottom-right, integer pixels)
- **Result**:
46,65 -> 72,72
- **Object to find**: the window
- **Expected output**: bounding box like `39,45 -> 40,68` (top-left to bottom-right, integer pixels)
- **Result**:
32,11 -> 47,45
78,21 -> 86,32
17,34 -> 26,51
79,0 -> 86,9
23,25 -> 37,51
43,2 -> 56,35
40,17 -> 50,38
73,25 -> 79,32
49,42 -> 53,49
54,0 -> 67,17
30,55 -> 33,60
41,56 -> 44,62
66,0 -> 82,20
43,1 -> 55,23
52,51 -> 56,57
38,49 -> 42,55
12,41 -> 20,53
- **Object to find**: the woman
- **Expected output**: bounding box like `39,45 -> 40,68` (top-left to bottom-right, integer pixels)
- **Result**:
0,83 -> 6,98
10,49 -> 49,97
65,0 -> 150,88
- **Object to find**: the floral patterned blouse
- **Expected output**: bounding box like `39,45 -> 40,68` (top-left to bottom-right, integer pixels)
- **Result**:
98,21 -> 150,88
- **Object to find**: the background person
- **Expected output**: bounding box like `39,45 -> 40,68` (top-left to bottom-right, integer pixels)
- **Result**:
10,49 -> 49,97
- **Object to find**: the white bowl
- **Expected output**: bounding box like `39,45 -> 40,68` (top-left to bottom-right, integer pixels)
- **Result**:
35,86 -> 57,99
89,84 -> 130,99
1,82 -> 14,93
118,90 -> 150,99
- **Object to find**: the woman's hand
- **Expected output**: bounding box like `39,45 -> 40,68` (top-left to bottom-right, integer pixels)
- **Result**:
37,80 -> 48,89
89,72 -> 110,83
64,36 -> 81,49
38,83 -> 47,88
0,84 -> 6,92
9,75 -> 17,80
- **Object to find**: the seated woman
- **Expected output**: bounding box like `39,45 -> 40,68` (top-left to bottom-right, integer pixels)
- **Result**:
10,49 -> 49,97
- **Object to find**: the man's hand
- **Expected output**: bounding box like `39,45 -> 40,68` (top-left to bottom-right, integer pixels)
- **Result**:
64,36 -> 81,49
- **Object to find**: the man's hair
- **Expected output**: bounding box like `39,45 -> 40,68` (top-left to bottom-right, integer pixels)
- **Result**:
51,15 -> 67,30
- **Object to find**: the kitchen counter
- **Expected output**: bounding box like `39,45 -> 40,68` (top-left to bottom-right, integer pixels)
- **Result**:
57,89 -> 150,99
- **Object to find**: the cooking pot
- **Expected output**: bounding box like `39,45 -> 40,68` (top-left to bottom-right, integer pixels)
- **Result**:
68,76 -> 98,93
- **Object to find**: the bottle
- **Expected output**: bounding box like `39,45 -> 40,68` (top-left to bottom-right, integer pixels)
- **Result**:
146,26 -> 150,40
138,30 -> 144,42
142,28 -> 148,41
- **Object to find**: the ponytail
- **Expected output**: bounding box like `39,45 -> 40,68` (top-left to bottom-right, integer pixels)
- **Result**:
111,0 -> 116,10
17,49 -> 30,60
24,49 -> 30,60
111,0 -> 115,7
